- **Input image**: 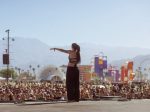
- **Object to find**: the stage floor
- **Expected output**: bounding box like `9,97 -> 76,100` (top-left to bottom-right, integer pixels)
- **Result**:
0,100 -> 150,112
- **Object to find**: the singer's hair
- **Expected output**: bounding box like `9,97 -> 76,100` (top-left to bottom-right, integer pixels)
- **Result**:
72,43 -> 81,64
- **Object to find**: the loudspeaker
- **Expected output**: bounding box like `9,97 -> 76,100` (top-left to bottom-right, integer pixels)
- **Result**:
3,54 -> 9,64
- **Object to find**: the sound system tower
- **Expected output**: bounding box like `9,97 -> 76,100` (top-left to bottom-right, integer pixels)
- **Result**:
3,54 -> 9,64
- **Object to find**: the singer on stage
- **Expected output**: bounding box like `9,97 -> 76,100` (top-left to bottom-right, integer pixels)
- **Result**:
50,43 -> 81,102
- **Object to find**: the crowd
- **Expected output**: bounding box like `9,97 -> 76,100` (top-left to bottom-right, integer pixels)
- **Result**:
80,82 -> 150,100
0,81 -> 66,102
0,81 -> 150,102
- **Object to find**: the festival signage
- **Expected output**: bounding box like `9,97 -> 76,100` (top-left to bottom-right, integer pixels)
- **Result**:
94,56 -> 107,78
121,61 -> 134,82
108,69 -> 120,82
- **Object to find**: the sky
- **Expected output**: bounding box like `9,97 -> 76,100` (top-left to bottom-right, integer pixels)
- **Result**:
0,0 -> 150,47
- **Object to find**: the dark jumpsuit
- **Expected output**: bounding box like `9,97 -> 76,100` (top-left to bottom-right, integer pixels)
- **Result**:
66,51 -> 80,101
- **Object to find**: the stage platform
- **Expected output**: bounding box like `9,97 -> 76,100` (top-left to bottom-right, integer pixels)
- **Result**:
0,100 -> 150,112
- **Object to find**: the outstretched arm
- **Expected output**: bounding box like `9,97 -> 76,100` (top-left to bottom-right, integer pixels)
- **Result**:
50,48 -> 70,54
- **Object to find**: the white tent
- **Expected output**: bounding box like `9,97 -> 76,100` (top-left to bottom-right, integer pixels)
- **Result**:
0,77 -> 12,80
0,77 -> 5,80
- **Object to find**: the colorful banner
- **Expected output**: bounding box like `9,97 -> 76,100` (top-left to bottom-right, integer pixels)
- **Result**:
108,69 -> 120,82
98,68 -> 103,78
121,66 -> 125,81
103,60 -> 107,69
99,58 -> 103,64
99,58 -> 103,69
94,56 -> 108,78
127,61 -> 133,70
121,61 -> 134,82
94,57 -> 100,74
115,70 -> 120,82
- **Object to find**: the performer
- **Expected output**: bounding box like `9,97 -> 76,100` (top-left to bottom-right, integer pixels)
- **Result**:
50,43 -> 81,102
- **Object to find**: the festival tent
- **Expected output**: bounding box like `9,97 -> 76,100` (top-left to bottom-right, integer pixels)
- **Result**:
0,77 -> 5,80
0,77 -> 12,80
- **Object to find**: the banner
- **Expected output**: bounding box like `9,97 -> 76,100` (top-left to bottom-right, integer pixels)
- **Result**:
94,57 -> 100,74
127,61 -> 133,70
99,58 -> 103,69
107,69 -> 120,82
121,66 -> 125,81
94,56 -> 108,78
115,70 -> 119,82
99,58 -> 103,64
103,60 -> 107,69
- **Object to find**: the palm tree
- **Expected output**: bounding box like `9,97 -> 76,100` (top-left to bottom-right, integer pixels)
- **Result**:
29,65 -> 32,70
32,68 -> 35,74
37,65 -> 40,69
22,69 -> 24,72
37,65 -> 40,77
15,67 -> 18,70
18,68 -> 21,75
29,65 -> 32,76
27,70 -> 30,76
37,65 -> 40,72
32,68 -> 36,80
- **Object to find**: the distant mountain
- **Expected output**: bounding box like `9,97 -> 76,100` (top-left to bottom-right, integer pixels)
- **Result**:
1,37 -> 150,71
111,54 -> 150,71
80,43 -> 150,65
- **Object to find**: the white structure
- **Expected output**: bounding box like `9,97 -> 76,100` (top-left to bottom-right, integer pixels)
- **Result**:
38,65 -> 66,82
0,77 -> 12,80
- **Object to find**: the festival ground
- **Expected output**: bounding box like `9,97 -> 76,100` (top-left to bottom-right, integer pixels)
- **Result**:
0,100 -> 150,112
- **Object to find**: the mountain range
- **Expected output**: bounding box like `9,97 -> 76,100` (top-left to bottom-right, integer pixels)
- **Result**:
1,37 -> 150,71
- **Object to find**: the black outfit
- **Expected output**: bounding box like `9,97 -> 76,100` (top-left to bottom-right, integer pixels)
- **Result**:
66,54 -> 80,102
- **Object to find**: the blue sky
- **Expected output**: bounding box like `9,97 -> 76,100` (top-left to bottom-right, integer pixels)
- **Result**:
0,0 -> 150,47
